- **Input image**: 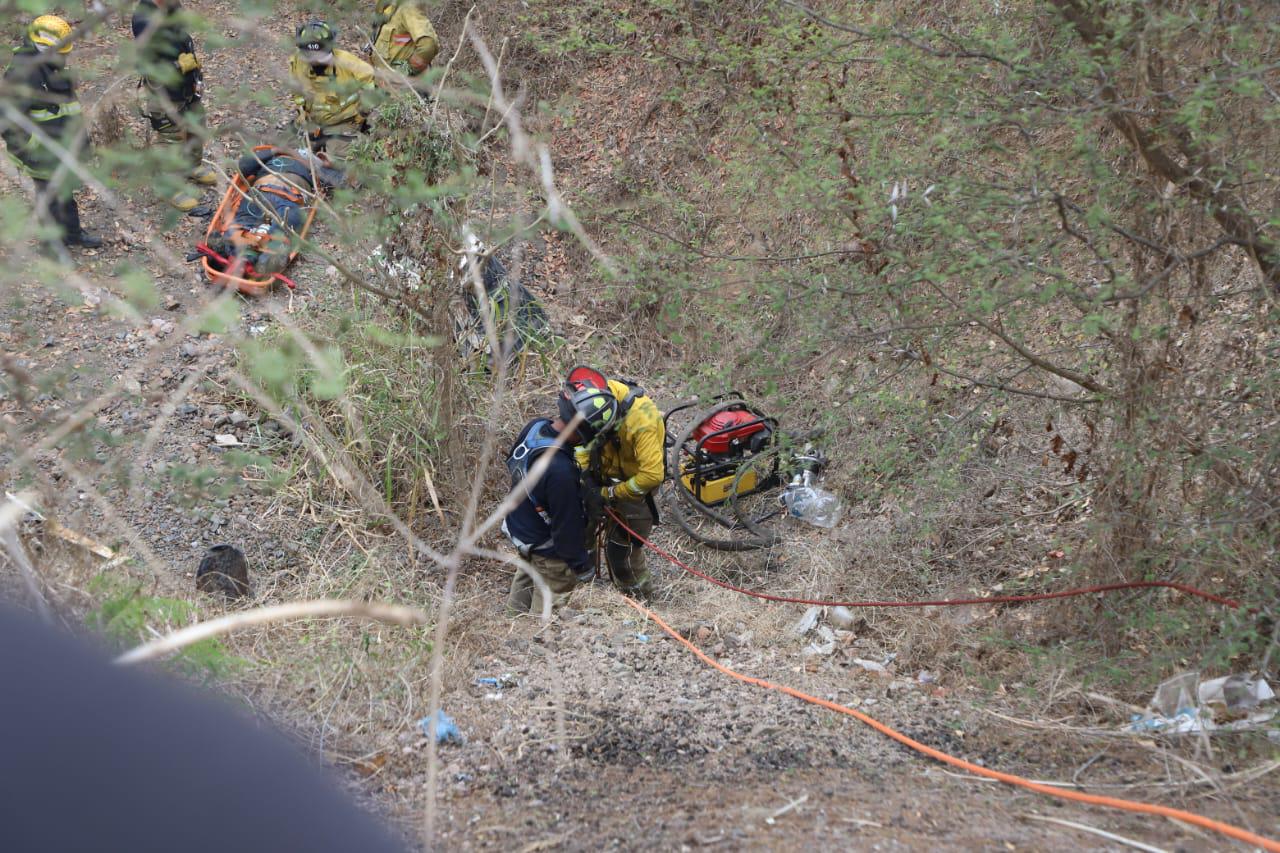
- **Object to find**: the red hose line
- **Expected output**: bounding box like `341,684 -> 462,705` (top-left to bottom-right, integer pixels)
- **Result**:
605,509 -> 1240,609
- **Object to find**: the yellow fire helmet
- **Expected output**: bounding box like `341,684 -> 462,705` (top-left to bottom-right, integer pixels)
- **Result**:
29,15 -> 74,54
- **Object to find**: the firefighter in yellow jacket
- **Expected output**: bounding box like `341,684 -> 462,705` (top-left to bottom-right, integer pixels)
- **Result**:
288,21 -> 377,159
2,16 -> 103,253
369,0 -> 438,77
561,366 -> 665,596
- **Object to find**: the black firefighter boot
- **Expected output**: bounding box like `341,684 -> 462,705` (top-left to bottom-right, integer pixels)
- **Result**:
56,196 -> 103,250
32,180 -> 67,259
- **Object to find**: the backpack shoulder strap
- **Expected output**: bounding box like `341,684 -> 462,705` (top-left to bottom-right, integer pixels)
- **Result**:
507,419 -> 566,487
613,378 -> 646,417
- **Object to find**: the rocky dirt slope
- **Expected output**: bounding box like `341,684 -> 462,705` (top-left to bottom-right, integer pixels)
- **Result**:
1,3 -> 1276,851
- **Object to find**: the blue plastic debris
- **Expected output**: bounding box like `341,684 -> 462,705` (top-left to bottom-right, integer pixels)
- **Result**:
418,709 -> 465,744
474,674 -> 517,689
635,633 -> 650,643
1126,708 -> 1207,734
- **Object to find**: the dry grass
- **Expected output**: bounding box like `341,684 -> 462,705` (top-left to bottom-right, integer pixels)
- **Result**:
4,3 -> 1277,847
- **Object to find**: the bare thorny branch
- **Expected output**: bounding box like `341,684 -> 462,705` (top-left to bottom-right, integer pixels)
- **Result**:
1049,0 -> 1280,294
115,599 -> 430,665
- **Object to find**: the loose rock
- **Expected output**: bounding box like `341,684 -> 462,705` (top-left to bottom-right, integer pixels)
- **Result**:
195,544 -> 250,598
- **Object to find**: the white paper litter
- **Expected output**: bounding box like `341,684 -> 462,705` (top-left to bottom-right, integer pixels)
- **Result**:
792,606 -> 821,636
803,626 -> 836,656
852,658 -> 888,674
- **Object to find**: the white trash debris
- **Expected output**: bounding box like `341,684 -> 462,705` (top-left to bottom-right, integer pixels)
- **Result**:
1198,674 -> 1275,711
852,658 -> 887,674
782,470 -> 843,528
1126,671 -> 1276,735
1152,671 -> 1199,717
828,606 -> 856,629
792,606 -> 821,636
804,626 -> 836,656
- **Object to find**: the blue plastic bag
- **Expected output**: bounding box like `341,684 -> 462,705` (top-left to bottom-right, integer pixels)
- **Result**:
418,709 -> 465,744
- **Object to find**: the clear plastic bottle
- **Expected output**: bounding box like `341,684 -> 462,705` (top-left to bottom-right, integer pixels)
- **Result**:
782,470 -> 843,528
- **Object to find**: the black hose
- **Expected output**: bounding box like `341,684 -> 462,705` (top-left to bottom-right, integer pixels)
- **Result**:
660,488 -> 773,552
728,446 -> 786,544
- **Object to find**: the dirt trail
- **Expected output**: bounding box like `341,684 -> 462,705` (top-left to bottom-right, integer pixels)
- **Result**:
2,4 -> 1277,852
382,586 -> 1280,851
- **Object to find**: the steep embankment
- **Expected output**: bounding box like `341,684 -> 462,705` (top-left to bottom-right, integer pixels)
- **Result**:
1,1 -> 1276,851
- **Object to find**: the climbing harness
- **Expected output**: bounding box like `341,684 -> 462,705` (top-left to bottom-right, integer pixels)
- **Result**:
502,418 -> 574,557
506,418 -> 565,487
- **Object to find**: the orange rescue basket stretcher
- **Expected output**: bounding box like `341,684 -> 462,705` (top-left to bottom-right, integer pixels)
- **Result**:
199,145 -> 322,297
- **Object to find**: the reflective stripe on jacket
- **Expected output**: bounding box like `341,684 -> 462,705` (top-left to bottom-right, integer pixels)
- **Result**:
371,2 -> 438,71
2,46 -> 82,141
29,101 -> 81,123
1,45 -> 84,181
288,49 -> 376,129
575,379 -> 666,499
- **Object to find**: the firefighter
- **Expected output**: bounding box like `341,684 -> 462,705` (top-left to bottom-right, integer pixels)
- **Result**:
369,0 -> 439,78
2,16 -> 102,253
503,407 -> 602,616
288,21 -> 376,160
132,0 -> 215,212
561,366 -> 665,597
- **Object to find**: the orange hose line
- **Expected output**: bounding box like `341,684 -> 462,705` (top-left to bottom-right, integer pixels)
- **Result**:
623,597 -> 1280,852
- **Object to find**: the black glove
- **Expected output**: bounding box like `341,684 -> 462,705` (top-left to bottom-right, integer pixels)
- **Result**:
582,473 -> 605,527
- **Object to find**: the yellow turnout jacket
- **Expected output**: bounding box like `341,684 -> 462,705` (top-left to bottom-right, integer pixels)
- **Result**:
289,49 -> 376,130
371,2 -> 439,74
575,379 -> 666,500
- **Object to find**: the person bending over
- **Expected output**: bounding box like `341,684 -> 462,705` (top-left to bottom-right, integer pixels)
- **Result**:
563,366 -> 665,598
503,396 -> 616,616
369,0 -> 438,78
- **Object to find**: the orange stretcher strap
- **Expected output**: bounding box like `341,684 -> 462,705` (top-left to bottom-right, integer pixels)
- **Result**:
253,181 -> 305,205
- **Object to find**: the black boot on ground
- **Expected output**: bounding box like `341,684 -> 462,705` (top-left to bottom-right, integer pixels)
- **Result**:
33,182 -> 70,259
57,198 -> 103,249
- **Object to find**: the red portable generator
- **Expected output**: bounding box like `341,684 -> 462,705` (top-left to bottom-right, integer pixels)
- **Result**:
667,399 -> 778,505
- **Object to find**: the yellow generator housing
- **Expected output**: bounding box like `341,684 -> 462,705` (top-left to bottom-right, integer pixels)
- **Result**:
681,465 -> 759,506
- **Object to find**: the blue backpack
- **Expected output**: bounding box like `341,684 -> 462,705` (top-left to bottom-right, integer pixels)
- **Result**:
506,419 -> 567,491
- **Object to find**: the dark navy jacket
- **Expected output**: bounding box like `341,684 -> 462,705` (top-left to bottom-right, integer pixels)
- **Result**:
504,419 -> 590,576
